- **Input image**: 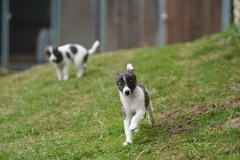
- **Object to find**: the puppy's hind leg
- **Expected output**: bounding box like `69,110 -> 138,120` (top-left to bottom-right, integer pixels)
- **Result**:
74,57 -> 85,78
147,101 -> 155,127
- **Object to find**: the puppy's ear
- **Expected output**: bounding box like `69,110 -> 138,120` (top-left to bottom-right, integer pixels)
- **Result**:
127,63 -> 135,74
127,69 -> 135,74
127,63 -> 134,70
127,69 -> 137,82
114,72 -> 121,80
114,72 -> 120,78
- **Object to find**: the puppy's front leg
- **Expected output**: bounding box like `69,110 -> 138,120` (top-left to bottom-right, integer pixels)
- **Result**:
53,65 -> 63,81
130,110 -> 145,131
123,118 -> 132,146
63,62 -> 70,81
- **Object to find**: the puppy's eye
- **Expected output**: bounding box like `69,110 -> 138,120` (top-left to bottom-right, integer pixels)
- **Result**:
129,80 -> 133,84
118,82 -> 123,86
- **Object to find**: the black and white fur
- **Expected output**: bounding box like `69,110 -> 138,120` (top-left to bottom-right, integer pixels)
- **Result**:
115,64 -> 154,146
45,40 -> 100,81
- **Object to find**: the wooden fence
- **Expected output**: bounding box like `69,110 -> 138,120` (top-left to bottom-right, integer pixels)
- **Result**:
106,0 -> 223,51
106,0 -> 159,51
166,0 -> 222,44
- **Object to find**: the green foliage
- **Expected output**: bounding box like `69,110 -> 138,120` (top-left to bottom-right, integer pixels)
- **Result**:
0,27 -> 240,159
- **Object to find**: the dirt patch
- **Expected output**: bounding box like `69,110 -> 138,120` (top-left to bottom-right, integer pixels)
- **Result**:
157,104 -> 216,134
157,97 -> 240,134
224,117 -> 240,129
221,97 -> 240,107
157,110 -> 197,134
185,104 -> 216,114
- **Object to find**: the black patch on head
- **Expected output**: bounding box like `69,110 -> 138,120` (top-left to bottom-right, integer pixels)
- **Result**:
70,45 -> 78,54
66,52 -> 71,59
125,73 -> 137,93
52,47 -> 63,63
83,53 -> 89,63
138,84 -> 150,108
115,73 -> 125,92
115,71 -> 137,94
45,50 -> 51,57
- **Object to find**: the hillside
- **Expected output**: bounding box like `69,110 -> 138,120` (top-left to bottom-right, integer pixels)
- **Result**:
0,27 -> 240,159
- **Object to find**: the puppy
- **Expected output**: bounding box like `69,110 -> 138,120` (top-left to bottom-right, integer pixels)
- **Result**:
45,40 -> 100,81
115,64 -> 154,146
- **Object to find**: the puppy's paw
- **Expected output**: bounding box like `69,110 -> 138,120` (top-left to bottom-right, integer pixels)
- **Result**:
130,123 -> 138,131
63,76 -> 69,81
134,128 -> 139,133
123,141 -> 132,146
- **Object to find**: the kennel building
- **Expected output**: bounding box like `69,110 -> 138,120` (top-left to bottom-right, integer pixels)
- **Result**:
0,0 -> 231,69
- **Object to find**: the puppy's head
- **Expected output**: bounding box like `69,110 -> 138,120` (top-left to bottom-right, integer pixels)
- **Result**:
44,46 -> 62,63
115,64 -> 137,96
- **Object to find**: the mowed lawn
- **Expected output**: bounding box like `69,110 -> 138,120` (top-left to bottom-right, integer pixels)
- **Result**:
0,27 -> 240,159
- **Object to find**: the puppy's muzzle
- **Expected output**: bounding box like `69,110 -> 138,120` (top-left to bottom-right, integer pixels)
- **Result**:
123,86 -> 131,96
124,90 -> 130,96
50,58 -> 57,63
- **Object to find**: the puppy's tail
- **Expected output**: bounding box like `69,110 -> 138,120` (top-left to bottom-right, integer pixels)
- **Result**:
127,63 -> 134,70
88,40 -> 100,55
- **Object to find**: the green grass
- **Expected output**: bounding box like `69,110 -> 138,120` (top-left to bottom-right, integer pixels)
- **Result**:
1,27 -> 240,159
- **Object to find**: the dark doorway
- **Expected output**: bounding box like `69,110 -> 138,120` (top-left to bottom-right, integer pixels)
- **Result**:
9,0 -> 50,64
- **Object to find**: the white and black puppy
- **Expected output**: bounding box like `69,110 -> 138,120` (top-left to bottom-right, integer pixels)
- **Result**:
45,40 -> 100,81
115,64 -> 154,146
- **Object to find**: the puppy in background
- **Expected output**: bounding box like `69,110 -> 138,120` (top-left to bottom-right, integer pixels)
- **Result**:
45,40 -> 100,81
115,64 -> 154,146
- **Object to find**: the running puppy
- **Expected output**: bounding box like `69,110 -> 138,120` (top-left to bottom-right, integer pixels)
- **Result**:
45,40 -> 100,81
115,64 -> 154,146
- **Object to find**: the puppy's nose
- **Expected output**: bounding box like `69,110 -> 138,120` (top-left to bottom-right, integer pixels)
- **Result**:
125,90 -> 130,96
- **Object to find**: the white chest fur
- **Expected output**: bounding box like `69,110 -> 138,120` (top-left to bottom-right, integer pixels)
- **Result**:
119,86 -> 145,112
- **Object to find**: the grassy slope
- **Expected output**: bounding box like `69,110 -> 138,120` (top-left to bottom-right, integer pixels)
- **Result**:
0,27 -> 240,159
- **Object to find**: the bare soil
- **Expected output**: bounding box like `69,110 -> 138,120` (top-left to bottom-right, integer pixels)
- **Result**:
157,97 -> 240,134
224,117 -> 240,129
